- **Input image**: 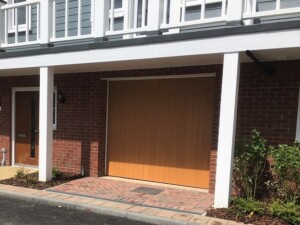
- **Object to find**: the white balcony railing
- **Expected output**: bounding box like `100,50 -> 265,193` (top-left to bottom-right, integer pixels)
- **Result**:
243,0 -> 300,20
0,0 -> 300,48
0,0 -> 41,47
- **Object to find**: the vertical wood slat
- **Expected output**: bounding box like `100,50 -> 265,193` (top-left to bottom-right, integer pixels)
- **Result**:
25,5 -> 29,42
201,0 -> 206,20
276,0 -> 281,10
110,0 -> 115,31
78,0 -> 82,36
181,0 -> 186,22
15,7 -> 18,44
4,10 -> 8,44
37,3 -> 40,41
52,0 -> 56,39
65,0 -> 69,37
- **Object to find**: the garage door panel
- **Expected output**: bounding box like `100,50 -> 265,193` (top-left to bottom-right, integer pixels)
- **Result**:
108,77 -> 215,189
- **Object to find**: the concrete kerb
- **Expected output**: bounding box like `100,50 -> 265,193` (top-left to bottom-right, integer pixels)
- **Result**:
0,188 -> 196,225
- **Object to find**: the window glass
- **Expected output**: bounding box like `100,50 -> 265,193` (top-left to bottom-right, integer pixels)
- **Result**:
14,0 -> 26,25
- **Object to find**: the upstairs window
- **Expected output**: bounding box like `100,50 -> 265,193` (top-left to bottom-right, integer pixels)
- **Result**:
7,0 -> 31,32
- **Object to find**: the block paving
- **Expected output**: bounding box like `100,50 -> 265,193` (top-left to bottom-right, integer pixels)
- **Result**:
0,183 -> 247,225
49,177 -> 214,214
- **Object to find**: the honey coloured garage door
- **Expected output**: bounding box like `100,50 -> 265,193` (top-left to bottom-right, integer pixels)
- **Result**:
107,76 -> 215,189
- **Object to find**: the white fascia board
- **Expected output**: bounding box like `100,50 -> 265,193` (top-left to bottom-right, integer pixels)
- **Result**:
0,29 -> 300,70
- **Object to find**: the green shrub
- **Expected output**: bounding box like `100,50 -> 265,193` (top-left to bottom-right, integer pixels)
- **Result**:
15,167 -> 25,179
268,143 -> 300,203
231,197 -> 266,216
233,130 -> 268,199
52,167 -> 60,178
24,175 -> 37,186
269,200 -> 300,225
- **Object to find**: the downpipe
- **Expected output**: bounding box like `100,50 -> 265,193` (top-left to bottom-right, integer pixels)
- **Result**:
1,148 -> 6,166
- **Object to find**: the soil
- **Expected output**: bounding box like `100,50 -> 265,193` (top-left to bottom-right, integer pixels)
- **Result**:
207,208 -> 290,225
0,172 -> 83,190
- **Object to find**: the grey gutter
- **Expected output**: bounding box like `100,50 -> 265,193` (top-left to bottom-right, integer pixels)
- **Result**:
0,20 -> 300,59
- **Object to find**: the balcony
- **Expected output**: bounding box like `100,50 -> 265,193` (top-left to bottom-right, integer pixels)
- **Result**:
0,0 -> 300,49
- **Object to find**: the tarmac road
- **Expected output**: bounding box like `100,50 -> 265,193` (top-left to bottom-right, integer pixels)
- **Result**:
0,195 -> 156,225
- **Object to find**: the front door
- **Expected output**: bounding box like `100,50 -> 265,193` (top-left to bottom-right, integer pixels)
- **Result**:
15,91 -> 39,166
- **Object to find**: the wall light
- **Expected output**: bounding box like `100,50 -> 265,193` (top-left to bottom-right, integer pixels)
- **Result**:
58,91 -> 66,104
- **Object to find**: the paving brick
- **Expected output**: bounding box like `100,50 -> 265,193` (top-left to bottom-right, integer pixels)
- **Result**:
172,213 -> 193,221
206,218 -> 229,225
157,210 -> 177,218
127,206 -> 147,213
48,178 -> 214,214
189,215 -> 210,224
88,200 -> 106,206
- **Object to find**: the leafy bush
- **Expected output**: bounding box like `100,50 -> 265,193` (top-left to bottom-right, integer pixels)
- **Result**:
269,200 -> 300,224
268,143 -> 300,203
15,167 -> 25,179
231,197 -> 266,216
52,167 -> 60,178
233,130 -> 268,199
24,175 -> 37,186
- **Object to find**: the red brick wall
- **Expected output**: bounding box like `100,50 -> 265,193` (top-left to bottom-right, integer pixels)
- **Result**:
1,60 -> 299,194
236,61 -> 300,145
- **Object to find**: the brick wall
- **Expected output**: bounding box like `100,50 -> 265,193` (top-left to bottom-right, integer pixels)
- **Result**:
1,60 -> 299,194
236,61 -> 300,145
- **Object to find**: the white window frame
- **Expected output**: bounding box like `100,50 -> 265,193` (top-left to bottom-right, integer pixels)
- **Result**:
53,89 -> 57,130
7,0 -> 32,33
295,87 -> 300,141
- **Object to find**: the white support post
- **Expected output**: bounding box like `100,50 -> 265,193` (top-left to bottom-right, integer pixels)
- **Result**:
39,67 -> 54,182
226,0 -> 245,25
147,0 -> 163,34
214,53 -> 240,208
93,0 -> 109,41
40,0 -> 52,44
0,2 -> 5,47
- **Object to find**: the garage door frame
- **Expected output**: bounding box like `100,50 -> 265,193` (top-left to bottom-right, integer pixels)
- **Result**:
103,73 -> 216,185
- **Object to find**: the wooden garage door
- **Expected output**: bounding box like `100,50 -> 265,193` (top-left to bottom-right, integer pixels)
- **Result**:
107,77 -> 215,189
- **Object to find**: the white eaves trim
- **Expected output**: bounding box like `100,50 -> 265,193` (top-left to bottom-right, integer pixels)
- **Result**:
0,29 -> 300,70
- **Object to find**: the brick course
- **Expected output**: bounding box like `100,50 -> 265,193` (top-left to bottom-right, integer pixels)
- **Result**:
0,60 -> 299,194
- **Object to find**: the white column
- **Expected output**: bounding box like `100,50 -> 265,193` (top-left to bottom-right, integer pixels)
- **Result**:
40,0 -> 52,44
214,53 -> 240,208
226,0 -> 245,25
147,0 -> 163,34
39,67 -> 54,182
93,0 -> 109,41
0,2 -> 5,47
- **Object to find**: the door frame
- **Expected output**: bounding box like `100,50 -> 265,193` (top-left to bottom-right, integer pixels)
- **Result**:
103,73 -> 216,176
12,87 -> 39,167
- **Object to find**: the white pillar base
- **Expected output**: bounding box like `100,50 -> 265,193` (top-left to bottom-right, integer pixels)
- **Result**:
214,53 -> 240,208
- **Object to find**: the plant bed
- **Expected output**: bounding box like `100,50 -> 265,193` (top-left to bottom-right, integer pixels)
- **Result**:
207,197 -> 299,225
207,207 -> 290,225
0,171 -> 83,190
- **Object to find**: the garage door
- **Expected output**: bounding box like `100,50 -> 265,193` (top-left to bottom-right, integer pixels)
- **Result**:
107,76 -> 215,189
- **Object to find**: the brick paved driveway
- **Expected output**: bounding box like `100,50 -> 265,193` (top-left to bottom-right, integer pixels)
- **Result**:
48,177 -> 214,214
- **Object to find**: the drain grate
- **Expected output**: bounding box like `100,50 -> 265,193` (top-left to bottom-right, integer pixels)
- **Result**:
132,187 -> 164,195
